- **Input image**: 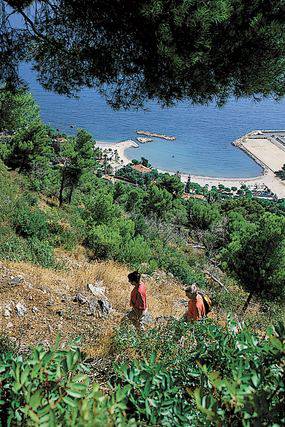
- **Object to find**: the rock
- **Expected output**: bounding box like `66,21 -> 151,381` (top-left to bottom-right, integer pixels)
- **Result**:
88,298 -> 112,318
3,308 -> 11,317
39,286 -> 51,294
61,294 -> 72,303
73,293 -> 88,304
156,315 -> 175,324
9,275 -> 24,286
142,311 -> 153,324
56,310 -> 64,317
16,302 -> 27,317
87,282 -> 106,297
47,300 -> 54,307
32,307 -> 39,314
176,299 -> 188,308
6,322 -> 13,328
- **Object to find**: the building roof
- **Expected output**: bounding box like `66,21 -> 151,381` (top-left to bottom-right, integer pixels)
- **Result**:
182,193 -> 206,200
131,164 -> 152,174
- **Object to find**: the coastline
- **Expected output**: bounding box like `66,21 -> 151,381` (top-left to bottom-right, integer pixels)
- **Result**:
96,134 -> 285,198
96,140 -> 139,165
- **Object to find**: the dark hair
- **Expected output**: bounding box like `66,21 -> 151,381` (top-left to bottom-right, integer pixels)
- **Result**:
128,271 -> 141,284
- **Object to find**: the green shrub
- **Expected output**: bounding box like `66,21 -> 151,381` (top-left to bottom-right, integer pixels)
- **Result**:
157,245 -> 205,286
187,199 -> 221,230
115,354 -> 196,426
12,204 -> 49,240
0,342 -> 130,426
193,322 -> 285,426
86,224 -> 122,259
28,237 -> 55,267
113,320 -> 285,426
119,235 -> 152,267
0,230 -> 55,268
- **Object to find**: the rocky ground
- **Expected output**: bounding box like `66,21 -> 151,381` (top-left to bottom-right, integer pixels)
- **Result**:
0,254 -> 188,356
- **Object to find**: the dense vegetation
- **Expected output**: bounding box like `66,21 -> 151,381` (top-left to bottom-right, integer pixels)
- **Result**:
1,89 -> 285,305
0,90 -> 285,425
1,1 -> 285,108
1,320 -> 284,425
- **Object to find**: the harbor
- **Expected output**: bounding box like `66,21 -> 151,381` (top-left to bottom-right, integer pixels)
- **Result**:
97,130 -> 285,199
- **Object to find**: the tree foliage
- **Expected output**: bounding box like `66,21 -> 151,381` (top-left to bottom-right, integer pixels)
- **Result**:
221,212 -> 285,310
0,89 -> 40,131
55,129 -> 97,205
275,164 -> 285,180
1,0 -> 285,108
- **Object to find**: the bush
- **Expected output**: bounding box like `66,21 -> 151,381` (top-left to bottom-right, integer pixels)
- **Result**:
115,355 -> 196,426
28,237 -> 55,267
0,342 -> 130,426
12,204 -> 49,240
0,230 -> 55,268
187,199 -> 221,230
119,235 -> 152,268
113,319 -> 285,426
86,224 -> 122,259
157,245 -> 205,286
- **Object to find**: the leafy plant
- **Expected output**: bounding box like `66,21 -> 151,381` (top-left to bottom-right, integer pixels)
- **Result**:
115,354 -> 196,426
0,341 -> 131,426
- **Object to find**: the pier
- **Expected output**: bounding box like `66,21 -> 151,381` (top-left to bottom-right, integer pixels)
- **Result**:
233,130 -> 285,173
136,130 -> 176,141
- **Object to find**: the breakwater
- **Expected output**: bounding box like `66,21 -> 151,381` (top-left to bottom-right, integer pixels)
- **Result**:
136,130 -> 176,141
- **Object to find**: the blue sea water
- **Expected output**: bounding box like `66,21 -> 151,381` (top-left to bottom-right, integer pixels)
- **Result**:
22,64 -> 285,178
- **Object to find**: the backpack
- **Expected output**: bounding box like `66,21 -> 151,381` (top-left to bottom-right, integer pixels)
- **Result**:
199,292 -> 212,315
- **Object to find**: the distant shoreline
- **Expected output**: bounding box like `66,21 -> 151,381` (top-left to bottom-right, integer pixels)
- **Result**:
96,133 -> 285,198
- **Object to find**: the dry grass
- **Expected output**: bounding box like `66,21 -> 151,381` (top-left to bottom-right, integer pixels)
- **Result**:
0,254 -> 186,356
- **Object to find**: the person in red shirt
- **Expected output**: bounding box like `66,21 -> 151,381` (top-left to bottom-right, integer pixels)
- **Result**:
128,271 -> 147,330
184,284 -> 206,321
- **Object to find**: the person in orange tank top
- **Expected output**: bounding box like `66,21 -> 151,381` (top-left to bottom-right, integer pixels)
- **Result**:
184,284 -> 206,321
128,271 -> 147,330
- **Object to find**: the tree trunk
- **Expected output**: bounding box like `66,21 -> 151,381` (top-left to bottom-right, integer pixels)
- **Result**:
242,290 -> 254,313
68,185 -> 74,204
59,172 -> 65,207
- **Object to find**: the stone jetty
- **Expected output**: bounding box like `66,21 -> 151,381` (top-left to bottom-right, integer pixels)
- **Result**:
136,130 -> 176,141
136,137 -> 153,143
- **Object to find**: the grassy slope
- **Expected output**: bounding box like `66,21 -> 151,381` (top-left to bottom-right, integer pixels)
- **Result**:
0,161 -> 284,354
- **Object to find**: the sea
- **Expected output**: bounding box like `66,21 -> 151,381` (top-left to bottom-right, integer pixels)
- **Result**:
22,64 -> 285,178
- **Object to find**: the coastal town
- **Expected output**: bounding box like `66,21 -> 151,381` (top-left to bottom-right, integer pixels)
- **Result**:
96,129 -> 285,200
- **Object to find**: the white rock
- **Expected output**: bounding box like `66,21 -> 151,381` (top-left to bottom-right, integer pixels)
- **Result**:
9,275 -> 24,286
87,283 -> 106,297
3,309 -> 11,317
16,302 -> 27,317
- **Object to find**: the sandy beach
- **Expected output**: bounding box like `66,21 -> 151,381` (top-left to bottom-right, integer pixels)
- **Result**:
96,134 -> 285,198
96,140 -> 139,165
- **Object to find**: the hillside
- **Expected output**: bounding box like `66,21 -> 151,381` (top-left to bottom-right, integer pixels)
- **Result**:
0,255 -> 187,353
0,89 -> 284,426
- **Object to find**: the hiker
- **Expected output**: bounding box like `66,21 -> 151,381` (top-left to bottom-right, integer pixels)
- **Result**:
127,271 -> 147,330
184,284 -> 209,321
